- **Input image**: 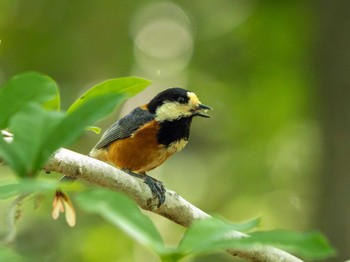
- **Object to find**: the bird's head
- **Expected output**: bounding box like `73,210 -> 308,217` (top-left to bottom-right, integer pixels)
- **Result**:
147,87 -> 212,122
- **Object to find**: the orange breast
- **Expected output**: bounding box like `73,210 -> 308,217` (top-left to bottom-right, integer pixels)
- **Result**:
106,120 -> 175,173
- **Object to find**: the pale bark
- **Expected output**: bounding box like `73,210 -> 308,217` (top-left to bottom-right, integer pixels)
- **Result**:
42,147 -> 302,262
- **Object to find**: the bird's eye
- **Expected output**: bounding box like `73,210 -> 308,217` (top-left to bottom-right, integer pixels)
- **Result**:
177,97 -> 186,103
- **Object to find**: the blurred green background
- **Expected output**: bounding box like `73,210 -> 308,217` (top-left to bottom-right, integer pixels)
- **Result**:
1,0 -> 349,261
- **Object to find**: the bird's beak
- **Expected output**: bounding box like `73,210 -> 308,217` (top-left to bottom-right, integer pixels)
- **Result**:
194,103 -> 212,118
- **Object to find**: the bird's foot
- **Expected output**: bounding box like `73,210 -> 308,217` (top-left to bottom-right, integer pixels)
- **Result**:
143,175 -> 166,208
123,169 -> 166,207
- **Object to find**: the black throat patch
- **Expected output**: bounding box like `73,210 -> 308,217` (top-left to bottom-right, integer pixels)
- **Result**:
157,117 -> 193,147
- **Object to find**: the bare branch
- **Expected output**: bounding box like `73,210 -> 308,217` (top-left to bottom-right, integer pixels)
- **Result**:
43,148 -> 303,262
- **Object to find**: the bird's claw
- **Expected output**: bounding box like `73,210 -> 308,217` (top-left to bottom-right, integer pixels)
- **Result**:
143,175 -> 166,208
122,170 -> 166,208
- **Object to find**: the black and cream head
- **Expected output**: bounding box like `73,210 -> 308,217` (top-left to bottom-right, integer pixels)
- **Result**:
147,87 -> 212,122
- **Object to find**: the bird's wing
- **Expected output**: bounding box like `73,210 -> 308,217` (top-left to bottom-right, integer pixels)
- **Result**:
93,107 -> 154,149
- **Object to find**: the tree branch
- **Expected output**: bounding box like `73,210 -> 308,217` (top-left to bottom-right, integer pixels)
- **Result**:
43,148 -> 302,262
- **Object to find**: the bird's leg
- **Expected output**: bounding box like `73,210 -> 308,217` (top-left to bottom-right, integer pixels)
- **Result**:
122,169 -> 166,207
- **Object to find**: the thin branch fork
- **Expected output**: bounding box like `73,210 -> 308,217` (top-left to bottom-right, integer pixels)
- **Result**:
42,148 -> 302,262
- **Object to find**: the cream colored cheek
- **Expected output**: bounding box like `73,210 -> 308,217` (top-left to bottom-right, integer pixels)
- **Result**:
187,92 -> 201,108
156,103 -> 191,121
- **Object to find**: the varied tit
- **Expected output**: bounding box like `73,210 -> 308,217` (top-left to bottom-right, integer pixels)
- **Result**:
89,87 -> 212,207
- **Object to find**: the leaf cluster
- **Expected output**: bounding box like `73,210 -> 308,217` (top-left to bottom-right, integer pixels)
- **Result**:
76,188 -> 335,261
0,72 -> 150,177
0,181 -> 336,261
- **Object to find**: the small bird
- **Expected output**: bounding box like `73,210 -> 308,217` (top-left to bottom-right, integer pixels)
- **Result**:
89,87 -> 212,207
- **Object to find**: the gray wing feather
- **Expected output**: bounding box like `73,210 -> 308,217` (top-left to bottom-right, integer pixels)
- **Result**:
93,107 -> 154,149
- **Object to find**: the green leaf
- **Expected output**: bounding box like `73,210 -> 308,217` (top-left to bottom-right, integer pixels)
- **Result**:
0,72 -> 60,128
0,103 -> 63,176
248,230 -> 336,260
76,189 -> 165,254
67,77 -> 151,113
1,103 -> 64,176
32,77 -> 151,172
42,81 -> 61,111
1,95 -> 122,176
35,93 -> 123,171
0,76 -> 149,177
176,217 -> 335,260
178,217 -> 260,255
0,137 -> 24,176
0,179 -> 59,199
191,230 -> 335,260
